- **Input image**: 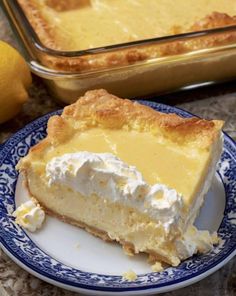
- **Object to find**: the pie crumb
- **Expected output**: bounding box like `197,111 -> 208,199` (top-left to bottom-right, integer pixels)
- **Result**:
151,262 -> 163,272
122,270 -> 137,281
212,232 -> 219,245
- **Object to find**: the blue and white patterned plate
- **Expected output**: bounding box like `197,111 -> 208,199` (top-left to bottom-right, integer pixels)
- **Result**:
0,101 -> 235,295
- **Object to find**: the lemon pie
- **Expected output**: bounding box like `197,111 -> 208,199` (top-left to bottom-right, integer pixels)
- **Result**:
16,89 -> 223,266
17,0 -> 236,71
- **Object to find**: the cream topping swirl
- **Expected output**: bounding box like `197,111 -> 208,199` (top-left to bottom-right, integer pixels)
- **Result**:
13,200 -> 45,232
46,152 -> 183,230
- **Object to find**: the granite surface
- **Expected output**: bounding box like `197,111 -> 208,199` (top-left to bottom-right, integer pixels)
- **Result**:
0,7 -> 236,296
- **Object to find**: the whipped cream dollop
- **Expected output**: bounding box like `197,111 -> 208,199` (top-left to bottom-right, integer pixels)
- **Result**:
13,200 -> 45,232
175,225 -> 219,260
46,152 -> 183,230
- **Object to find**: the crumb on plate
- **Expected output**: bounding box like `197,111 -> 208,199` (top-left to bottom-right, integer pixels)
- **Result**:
151,261 -> 163,272
122,269 -> 137,281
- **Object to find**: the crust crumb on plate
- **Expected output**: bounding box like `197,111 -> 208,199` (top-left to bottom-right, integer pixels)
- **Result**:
122,270 -> 137,281
151,262 -> 164,272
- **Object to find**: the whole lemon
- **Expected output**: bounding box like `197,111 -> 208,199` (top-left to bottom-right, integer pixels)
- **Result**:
0,41 -> 32,124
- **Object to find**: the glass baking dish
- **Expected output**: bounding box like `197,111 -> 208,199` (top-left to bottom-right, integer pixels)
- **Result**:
2,0 -> 236,104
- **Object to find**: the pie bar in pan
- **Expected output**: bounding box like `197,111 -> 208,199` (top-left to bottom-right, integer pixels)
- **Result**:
17,0 -> 236,71
16,89 -> 223,267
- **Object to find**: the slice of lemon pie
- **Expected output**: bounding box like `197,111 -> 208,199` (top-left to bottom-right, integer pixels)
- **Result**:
16,89 -> 223,266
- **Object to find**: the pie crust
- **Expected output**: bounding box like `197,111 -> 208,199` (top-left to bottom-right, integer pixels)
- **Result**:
18,89 -> 223,155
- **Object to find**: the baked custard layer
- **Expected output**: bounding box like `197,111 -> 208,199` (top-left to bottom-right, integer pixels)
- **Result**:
42,128 -> 208,208
17,1 -> 236,72
17,89 -> 223,266
25,170 -> 181,265
18,0 -> 236,50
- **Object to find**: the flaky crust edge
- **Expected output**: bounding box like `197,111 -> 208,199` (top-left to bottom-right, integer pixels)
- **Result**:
16,1 -> 236,71
17,89 -> 224,170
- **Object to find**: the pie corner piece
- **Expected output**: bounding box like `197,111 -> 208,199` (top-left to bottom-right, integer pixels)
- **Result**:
16,89 -> 224,268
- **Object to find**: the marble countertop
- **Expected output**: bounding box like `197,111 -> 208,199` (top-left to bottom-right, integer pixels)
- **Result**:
0,7 -> 235,296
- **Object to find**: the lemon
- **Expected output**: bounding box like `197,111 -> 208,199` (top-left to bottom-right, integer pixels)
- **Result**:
0,41 -> 32,124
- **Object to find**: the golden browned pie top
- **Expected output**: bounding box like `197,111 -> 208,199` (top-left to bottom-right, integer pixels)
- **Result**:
19,89 -> 223,160
17,0 -> 236,71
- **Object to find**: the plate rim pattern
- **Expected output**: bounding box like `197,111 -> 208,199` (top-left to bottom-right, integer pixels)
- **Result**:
0,101 -> 235,293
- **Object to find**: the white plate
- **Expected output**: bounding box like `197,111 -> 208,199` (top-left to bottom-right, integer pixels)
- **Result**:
0,101 -> 235,295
